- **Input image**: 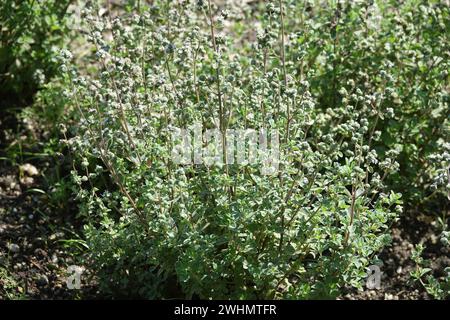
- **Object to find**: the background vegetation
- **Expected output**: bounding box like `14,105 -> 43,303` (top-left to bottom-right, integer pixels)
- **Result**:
0,0 -> 448,300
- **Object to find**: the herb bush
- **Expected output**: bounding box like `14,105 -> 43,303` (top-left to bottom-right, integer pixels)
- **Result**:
59,0 -> 408,299
0,0 -> 70,108
278,0 -> 449,207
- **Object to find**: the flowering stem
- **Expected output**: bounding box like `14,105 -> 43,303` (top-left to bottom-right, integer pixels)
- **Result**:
206,0 -> 229,175
278,0 -> 290,143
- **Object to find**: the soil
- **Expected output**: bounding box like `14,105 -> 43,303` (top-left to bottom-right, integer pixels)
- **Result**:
0,110 -> 97,299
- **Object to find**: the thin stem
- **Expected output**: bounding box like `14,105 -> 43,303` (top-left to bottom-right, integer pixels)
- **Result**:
69,81 -> 147,231
278,0 -> 290,142
206,0 -> 229,176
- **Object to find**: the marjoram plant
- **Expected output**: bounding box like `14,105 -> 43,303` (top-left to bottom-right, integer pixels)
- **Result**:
58,0 -> 406,299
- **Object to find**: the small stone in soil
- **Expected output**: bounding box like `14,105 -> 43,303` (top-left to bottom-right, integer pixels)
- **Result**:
20,176 -> 34,186
34,237 -> 44,244
385,293 -> 394,300
34,248 -> 47,257
36,275 -> 49,286
7,243 -> 20,253
20,163 -> 39,176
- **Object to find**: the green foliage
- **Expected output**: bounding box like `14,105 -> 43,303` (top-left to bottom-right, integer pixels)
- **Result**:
280,0 -> 449,207
0,0 -> 434,300
60,0 -> 408,299
0,0 -> 70,108
0,266 -> 26,300
411,242 -> 450,299
0,252 -> 26,300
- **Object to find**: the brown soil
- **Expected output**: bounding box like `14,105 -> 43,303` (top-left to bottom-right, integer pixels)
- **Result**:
0,110 -> 97,299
